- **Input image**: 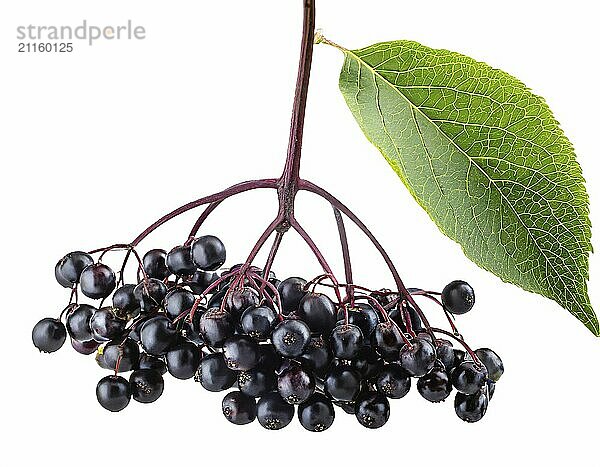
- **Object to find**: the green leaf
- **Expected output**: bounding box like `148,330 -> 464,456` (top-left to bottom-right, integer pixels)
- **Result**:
330,39 -> 596,334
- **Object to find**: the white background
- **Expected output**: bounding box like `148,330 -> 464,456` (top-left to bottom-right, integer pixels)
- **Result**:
1,0 -> 598,465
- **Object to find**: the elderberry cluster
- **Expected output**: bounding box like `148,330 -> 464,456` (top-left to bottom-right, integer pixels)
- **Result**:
33,235 -> 503,429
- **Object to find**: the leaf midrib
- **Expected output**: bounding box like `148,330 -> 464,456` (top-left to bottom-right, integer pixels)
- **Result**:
344,47 -> 590,324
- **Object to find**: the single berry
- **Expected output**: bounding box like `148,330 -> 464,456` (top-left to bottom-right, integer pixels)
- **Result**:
256,392 -> 295,430
191,235 -> 226,271
241,305 -> 278,340
300,336 -> 333,377
352,346 -> 385,380
139,315 -> 178,356
277,277 -> 307,314
164,287 -> 196,321
298,393 -> 335,432
442,280 -> 475,315
277,364 -> 315,404
455,391 -> 488,422
199,308 -> 235,347
56,251 -> 94,285
373,321 -> 404,361
238,368 -> 276,397
197,352 -> 237,392
130,369 -> 164,403
32,318 -> 67,353
330,324 -> 363,359
225,287 -> 259,318
96,375 -> 131,412
475,348 -> 504,382
166,245 -> 196,276
222,391 -> 257,425
223,335 -> 260,370
375,363 -> 411,399
80,263 -> 116,299
138,353 -> 167,375
435,339 -> 455,371
184,270 -> 218,294
66,304 -> 96,342
451,361 -> 488,395
112,284 -> 139,313
133,279 -> 168,313
417,368 -> 452,402
355,391 -> 390,429
399,337 -> 436,377
338,304 -> 379,338
103,339 -> 140,372
324,365 -> 361,402
272,319 -> 311,357
143,249 -> 169,280
166,341 -> 201,379
297,292 -> 337,335
90,307 -> 127,342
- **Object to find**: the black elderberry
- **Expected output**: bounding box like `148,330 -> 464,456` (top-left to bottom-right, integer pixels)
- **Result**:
90,307 -> 127,342
225,287 -> 259,318
355,391 -> 390,429
71,339 -> 99,355
330,323 -> 363,359
56,251 -> 94,285
103,339 -> 140,372
324,365 -> 361,402
300,336 -> 333,377
272,319 -> 311,357
112,284 -> 139,314
352,346 -> 385,380
66,304 -> 96,342
451,361 -> 487,395
138,352 -> 167,375
256,392 -> 295,430
298,393 -> 335,432
192,235 -> 226,271
166,245 -> 196,276
399,337 -> 436,377
417,367 -> 453,402
143,249 -> 170,280
238,368 -> 276,397
375,363 -> 411,399
164,287 -> 196,321
96,375 -> 131,412
80,263 -> 116,299
223,336 -> 260,371
134,279 -> 168,313
130,369 -> 164,403
184,270 -> 218,294
166,341 -> 201,379
32,318 -> 67,353
475,348 -> 504,382
222,391 -> 257,425
373,321 -> 404,361
297,292 -> 337,335
277,364 -> 315,404
338,303 -> 379,338
139,315 -> 178,356
197,352 -> 237,392
454,391 -> 488,422
277,277 -> 307,314
199,308 -> 235,347
241,305 -> 278,340
442,280 -> 475,315
435,339 -> 455,370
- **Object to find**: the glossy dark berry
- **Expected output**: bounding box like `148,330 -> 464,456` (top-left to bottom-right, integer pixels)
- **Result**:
475,348 -> 504,382
103,339 -> 140,372
71,339 -> 99,355
164,287 -> 196,321
138,353 -> 167,375
56,251 -> 94,285
89,307 -> 127,342
112,284 -> 139,313
130,369 -> 164,403
184,270 -> 218,294
143,249 -> 169,280
277,277 -> 307,314
66,304 -> 96,342
417,368 -> 452,402
241,305 -> 278,340
487,380 -> 496,400
197,352 -> 237,392
399,337 -> 436,377
166,341 -> 201,379
199,308 -> 235,347
256,344 -> 282,372
324,365 -> 361,402
451,361 -> 488,395
355,391 -> 390,429
455,391 -> 488,422
207,287 -> 227,309
300,336 -> 333,377
277,364 -> 315,404
96,375 -> 131,412
95,350 -> 111,370
55,260 -> 73,288
256,392 -> 295,430
133,279 -> 168,313
166,245 -> 196,276
238,368 -> 276,397
352,346 -> 385,380
297,292 -> 337,335
139,316 -> 178,356
435,339 -> 455,371
272,319 -> 311,357
221,335 -> 259,371
298,393 -> 335,432
374,322 -> 404,361
225,287 -> 259,318
80,263 -> 116,299
375,363 -> 411,399
338,304 -> 379,339
330,324 -> 363,359
222,391 -> 257,425
191,235 -> 226,271
32,318 -> 67,353
442,280 -> 475,315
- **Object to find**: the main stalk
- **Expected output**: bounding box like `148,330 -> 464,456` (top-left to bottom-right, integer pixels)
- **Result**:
277,0 -> 316,229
